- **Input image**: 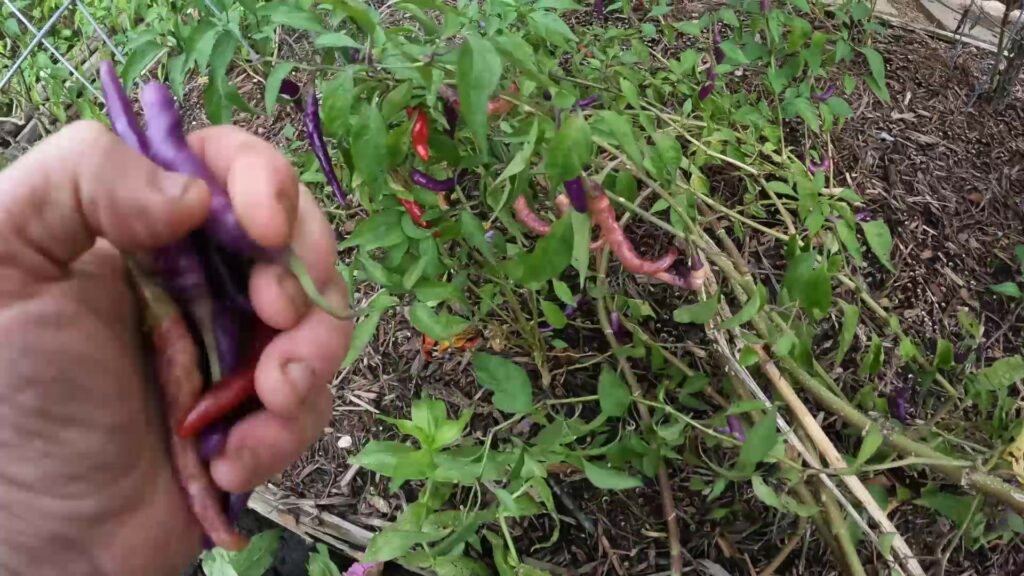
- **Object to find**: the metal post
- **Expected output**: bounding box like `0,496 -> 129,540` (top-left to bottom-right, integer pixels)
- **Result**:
3,0 -> 101,99
75,0 -> 124,63
0,0 -> 75,92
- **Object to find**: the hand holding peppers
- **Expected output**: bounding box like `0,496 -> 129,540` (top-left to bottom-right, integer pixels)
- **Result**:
0,120 -> 352,573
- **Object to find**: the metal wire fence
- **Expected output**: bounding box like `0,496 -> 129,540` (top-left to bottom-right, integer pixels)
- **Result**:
0,0 -> 123,100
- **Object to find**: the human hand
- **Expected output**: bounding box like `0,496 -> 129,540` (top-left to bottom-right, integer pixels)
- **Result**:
0,121 -> 351,575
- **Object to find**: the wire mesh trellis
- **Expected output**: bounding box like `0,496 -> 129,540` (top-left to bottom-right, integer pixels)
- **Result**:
0,0 -> 124,99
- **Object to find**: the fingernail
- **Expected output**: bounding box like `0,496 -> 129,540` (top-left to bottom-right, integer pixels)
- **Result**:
285,361 -> 317,399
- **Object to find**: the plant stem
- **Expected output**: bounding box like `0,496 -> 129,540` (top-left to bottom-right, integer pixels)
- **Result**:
595,247 -> 684,576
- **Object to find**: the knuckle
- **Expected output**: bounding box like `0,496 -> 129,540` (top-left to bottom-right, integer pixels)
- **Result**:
62,120 -> 114,149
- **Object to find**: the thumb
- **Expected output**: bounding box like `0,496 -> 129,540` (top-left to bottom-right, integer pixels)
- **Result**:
0,120 -> 210,273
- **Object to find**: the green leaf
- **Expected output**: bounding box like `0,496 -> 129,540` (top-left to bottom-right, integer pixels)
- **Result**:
783,252 -> 833,320
750,475 -> 782,508
457,35 -> 502,146
541,300 -> 568,329
350,105 -> 387,189
582,460 -> 643,490
721,288 -> 761,329
914,487 -> 976,529
167,54 -> 190,100
739,346 -> 760,367
472,352 -> 534,414
185,20 -> 219,69
972,356 -> 1024,391
364,527 -> 445,562
120,40 -> 163,83
858,335 -> 884,376
553,279 -> 574,305
265,62 -> 297,115
506,216 -> 573,288
461,210 -> 495,263
835,303 -> 860,366
545,115 -> 593,188
856,425 -> 884,465
262,4 -> 326,31
528,10 -> 577,49
719,39 -> 748,64
673,294 -> 719,324
878,533 -> 896,559
211,529 -> 281,576
935,339 -> 954,369
597,112 -> 643,169
339,210 -> 403,250
307,544 -> 342,576
495,120 -> 539,184
991,282 -> 1022,299
204,77 -> 233,125
314,32 -> 362,49
351,441 -> 418,475
619,78 -> 641,109
859,46 -> 886,88
208,30 -> 238,81
1015,245 -> 1024,270
408,302 -> 471,341
860,220 -> 895,271
737,408 -> 778,470
835,220 -> 864,265
342,293 -> 399,368
320,69 -> 355,139
598,366 -> 632,418
650,133 -> 682,185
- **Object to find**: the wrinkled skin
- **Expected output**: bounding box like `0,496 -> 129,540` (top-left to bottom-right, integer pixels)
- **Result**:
0,121 -> 352,576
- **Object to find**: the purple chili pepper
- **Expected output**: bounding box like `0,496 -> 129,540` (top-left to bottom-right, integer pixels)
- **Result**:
304,91 -> 347,206
698,82 -> 716,101
888,386 -> 910,424
484,229 -> 498,243
411,168 -> 457,192
713,24 -> 725,65
855,210 -> 872,222
812,84 -> 836,102
443,98 -> 459,138
279,78 -> 302,106
564,177 -> 588,213
727,415 -> 746,442
609,311 -> 631,344
808,154 -> 831,174
542,89 -> 553,101
574,95 -> 600,110
564,295 -> 585,319
595,0 -> 605,19
760,0 -> 771,11
227,491 -> 252,524
197,420 -> 230,461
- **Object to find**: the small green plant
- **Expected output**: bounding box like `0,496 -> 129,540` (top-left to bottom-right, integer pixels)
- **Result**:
989,244 -> 1024,299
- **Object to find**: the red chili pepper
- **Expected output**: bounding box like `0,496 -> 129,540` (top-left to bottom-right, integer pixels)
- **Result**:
400,198 -> 431,229
176,323 -> 278,439
410,107 -> 430,162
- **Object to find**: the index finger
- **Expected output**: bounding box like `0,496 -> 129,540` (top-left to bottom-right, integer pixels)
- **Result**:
186,126 -> 300,250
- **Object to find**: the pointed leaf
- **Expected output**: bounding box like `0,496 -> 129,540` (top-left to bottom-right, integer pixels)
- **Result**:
582,460 -> 643,490
472,352 -> 534,414
860,220 -> 894,271
598,366 -> 632,418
